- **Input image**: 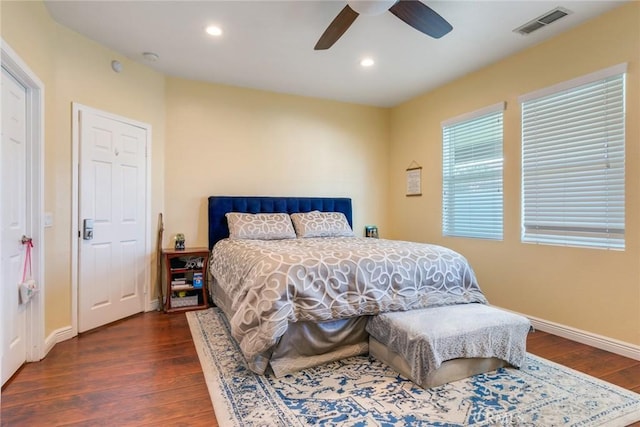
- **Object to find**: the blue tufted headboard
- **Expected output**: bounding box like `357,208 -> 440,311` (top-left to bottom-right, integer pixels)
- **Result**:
208,196 -> 353,250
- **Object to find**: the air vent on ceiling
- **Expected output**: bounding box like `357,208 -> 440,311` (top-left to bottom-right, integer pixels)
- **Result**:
513,7 -> 571,35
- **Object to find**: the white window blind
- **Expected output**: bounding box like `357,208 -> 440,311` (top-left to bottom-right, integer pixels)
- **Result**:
521,65 -> 626,249
442,103 -> 504,239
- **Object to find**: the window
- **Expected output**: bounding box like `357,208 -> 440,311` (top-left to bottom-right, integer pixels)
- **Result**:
442,103 -> 504,239
520,64 -> 626,249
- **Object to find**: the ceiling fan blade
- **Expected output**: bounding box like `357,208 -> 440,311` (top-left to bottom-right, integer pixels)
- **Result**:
314,5 -> 359,50
389,0 -> 452,39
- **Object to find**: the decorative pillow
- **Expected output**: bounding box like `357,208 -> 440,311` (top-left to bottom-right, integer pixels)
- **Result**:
290,211 -> 355,238
225,212 -> 296,240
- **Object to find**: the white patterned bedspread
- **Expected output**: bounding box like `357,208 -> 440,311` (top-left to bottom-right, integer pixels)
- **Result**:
210,237 -> 488,374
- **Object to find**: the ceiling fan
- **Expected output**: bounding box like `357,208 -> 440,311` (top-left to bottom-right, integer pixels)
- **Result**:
314,0 -> 453,50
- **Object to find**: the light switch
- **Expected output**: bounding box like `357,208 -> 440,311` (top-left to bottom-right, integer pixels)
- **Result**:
44,212 -> 53,228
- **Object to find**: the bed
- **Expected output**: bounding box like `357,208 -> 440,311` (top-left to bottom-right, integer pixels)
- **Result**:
207,196 -> 491,377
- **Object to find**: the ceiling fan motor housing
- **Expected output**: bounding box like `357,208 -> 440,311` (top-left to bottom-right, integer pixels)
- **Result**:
348,0 -> 399,16
315,0 -> 452,50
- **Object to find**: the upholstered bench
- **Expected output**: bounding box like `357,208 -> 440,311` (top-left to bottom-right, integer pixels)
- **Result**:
366,303 -> 531,388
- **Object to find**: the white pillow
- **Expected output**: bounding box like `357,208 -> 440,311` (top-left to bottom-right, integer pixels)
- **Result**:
290,211 -> 355,238
225,212 -> 296,240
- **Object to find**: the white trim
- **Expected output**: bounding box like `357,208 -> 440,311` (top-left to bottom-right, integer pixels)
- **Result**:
148,298 -> 160,312
43,326 -> 74,357
493,305 -> 640,361
1,39 -> 46,363
441,101 -> 505,128
144,127 -> 152,312
518,62 -> 627,103
528,316 -> 640,361
71,103 -> 152,335
71,105 -> 79,336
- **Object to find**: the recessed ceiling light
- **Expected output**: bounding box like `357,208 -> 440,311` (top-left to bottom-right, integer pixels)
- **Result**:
360,58 -> 375,67
206,25 -> 223,37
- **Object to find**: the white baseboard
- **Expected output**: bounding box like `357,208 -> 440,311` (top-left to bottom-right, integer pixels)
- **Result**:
43,326 -> 75,358
148,298 -> 160,312
494,305 -> 640,361
528,316 -> 640,361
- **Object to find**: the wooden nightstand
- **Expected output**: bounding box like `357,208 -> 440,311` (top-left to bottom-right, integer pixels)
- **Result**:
162,247 -> 209,313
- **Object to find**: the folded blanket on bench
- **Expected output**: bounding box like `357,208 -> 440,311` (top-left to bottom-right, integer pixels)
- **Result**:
366,303 -> 531,387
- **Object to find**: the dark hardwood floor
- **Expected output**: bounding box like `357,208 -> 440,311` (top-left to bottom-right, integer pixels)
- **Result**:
2,310 -> 639,426
1,311 -> 216,426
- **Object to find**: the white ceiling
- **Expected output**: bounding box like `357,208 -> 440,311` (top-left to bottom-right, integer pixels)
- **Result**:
44,0 -> 626,107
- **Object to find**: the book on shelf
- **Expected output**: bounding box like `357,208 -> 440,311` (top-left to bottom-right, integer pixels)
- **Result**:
171,284 -> 192,290
193,272 -> 203,289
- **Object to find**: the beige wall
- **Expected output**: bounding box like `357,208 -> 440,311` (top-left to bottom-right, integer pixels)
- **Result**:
1,1 -> 166,336
164,77 -> 390,248
2,0 -> 638,351
389,2 -> 640,345
1,1 -> 389,337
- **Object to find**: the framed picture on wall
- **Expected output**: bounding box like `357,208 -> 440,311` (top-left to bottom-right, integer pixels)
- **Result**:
406,165 -> 422,197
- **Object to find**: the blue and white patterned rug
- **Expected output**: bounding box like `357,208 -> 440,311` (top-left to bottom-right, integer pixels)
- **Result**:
187,308 -> 640,426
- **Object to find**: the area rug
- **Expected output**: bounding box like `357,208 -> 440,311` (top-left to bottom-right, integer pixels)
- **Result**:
187,307 -> 640,426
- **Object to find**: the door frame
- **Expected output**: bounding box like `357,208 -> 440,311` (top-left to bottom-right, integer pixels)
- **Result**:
71,103 -> 152,336
1,39 -> 45,364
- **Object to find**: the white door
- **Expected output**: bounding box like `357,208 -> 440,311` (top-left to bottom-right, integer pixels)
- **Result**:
78,109 -> 147,332
1,67 -> 28,384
